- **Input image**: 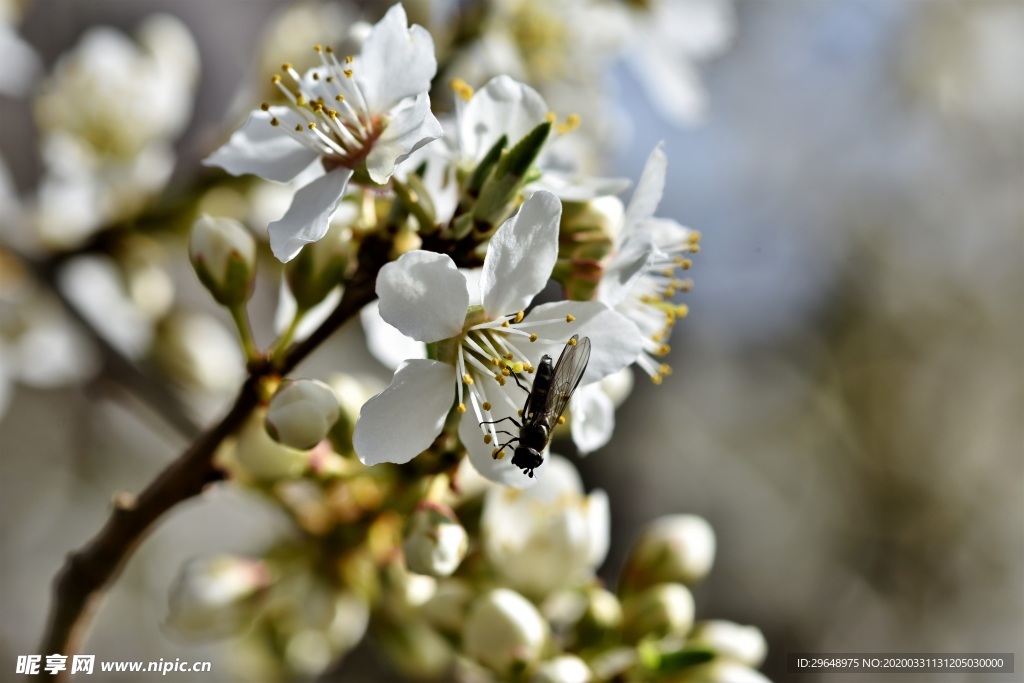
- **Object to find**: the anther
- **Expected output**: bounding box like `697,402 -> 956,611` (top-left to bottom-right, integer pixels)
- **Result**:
565,314 -> 575,323
484,434 -> 492,444
659,364 -> 673,376
260,102 -> 270,111
313,44 -> 323,53
482,401 -> 492,411
502,320 -> 510,328
307,121 -> 317,129
502,368 -> 511,376
681,259 -> 692,270
282,62 -> 292,71
450,78 -> 474,101
345,55 -> 354,63
344,69 -> 354,78
504,353 -> 514,360
546,111 -> 557,123
335,94 -> 345,102
294,124 -> 303,132
557,416 -> 566,425
463,373 -> 474,385
271,74 -> 282,84
568,337 -> 577,347
518,410 -> 524,416
458,403 -> 467,413
514,310 -> 525,323
529,333 -> 538,342
270,117 -> 280,126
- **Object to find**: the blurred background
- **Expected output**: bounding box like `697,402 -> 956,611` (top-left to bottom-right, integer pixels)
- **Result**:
1,1 -> 1021,681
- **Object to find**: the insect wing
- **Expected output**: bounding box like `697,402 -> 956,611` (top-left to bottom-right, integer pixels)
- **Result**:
540,335 -> 591,426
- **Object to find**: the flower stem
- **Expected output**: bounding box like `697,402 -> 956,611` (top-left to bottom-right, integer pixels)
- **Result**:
229,303 -> 260,364
269,307 -> 306,364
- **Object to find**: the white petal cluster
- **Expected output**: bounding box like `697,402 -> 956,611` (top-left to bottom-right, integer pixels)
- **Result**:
462,588 -> 548,674
166,555 -> 270,640
482,456 -> 609,597
205,4 -> 443,262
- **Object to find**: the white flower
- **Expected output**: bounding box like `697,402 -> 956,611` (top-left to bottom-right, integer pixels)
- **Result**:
352,191 -> 642,486
205,4 -> 443,262
266,379 -> 341,450
165,555 -> 270,640
598,143 -> 700,384
625,0 -> 735,126
462,588 -> 548,673
482,455 -> 609,597
32,15 -> 198,246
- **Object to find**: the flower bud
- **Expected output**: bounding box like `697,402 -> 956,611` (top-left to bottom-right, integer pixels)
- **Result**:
188,214 -> 256,307
554,197 -> 623,301
286,220 -> 353,310
621,583 -> 695,644
421,578 -> 474,633
378,620 -> 453,680
265,379 -> 340,450
403,502 -> 469,578
462,588 -> 548,674
473,122 -> 551,228
153,310 -> 245,393
532,655 -> 593,683
620,515 -> 716,594
687,621 -> 767,668
570,586 -> 622,649
234,410 -> 312,481
165,555 -> 270,639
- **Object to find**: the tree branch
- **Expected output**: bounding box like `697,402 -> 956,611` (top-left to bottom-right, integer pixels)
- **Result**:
37,252 -> 382,679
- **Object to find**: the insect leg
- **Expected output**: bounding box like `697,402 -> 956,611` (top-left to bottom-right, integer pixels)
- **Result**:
479,416 -> 522,428
509,371 -> 531,396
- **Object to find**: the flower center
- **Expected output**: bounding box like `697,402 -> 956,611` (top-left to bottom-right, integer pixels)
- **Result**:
263,47 -> 384,168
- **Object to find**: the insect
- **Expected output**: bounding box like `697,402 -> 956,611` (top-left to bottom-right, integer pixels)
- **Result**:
480,335 -> 591,478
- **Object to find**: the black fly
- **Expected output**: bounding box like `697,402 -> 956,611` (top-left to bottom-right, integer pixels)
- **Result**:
480,335 -> 591,478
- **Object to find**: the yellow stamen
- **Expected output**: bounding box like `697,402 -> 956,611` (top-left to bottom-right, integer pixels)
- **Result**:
335,94 -> 345,102
271,74 -> 282,84
681,259 -> 692,270
457,403 -> 467,413
546,111 -> 557,123
510,361 -> 524,374
450,77 -> 474,101
557,416 -> 566,425
344,69 -> 354,78
514,310 -> 525,323
281,62 -> 292,71
260,102 -> 270,111
529,333 -> 538,342
565,314 -> 575,323
502,320 -> 510,328
568,337 -> 577,346
482,401 -> 492,411
484,434 -> 492,444
313,44 -> 323,53
345,55 -> 354,64
270,117 -> 280,126
462,373 -> 474,385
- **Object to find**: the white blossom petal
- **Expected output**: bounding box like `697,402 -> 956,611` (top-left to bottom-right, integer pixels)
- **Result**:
585,489 -> 611,567
459,412 -> 545,489
353,360 -> 454,465
366,93 -> 444,184
520,301 -> 642,385
598,233 -> 655,308
570,384 -> 616,455
376,251 -> 468,343
204,108 -> 320,183
267,166 -> 353,262
359,300 -> 427,370
481,191 -> 561,318
355,4 -> 437,113
459,76 -> 548,162
624,143 -> 668,229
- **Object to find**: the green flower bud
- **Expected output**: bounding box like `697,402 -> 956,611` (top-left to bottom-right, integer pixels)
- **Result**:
571,586 -> 623,650
553,196 -> 624,301
620,515 -> 716,594
463,588 -> 548,674
621,583 -> 695,644
265,379 -> 340,450
285,221 -> 353,311
473,122 -> 551,228
188,214 -> 256,307
402,502 -> 469,578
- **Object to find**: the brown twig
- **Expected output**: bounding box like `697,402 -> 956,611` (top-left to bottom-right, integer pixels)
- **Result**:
37,253 -> 382,679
